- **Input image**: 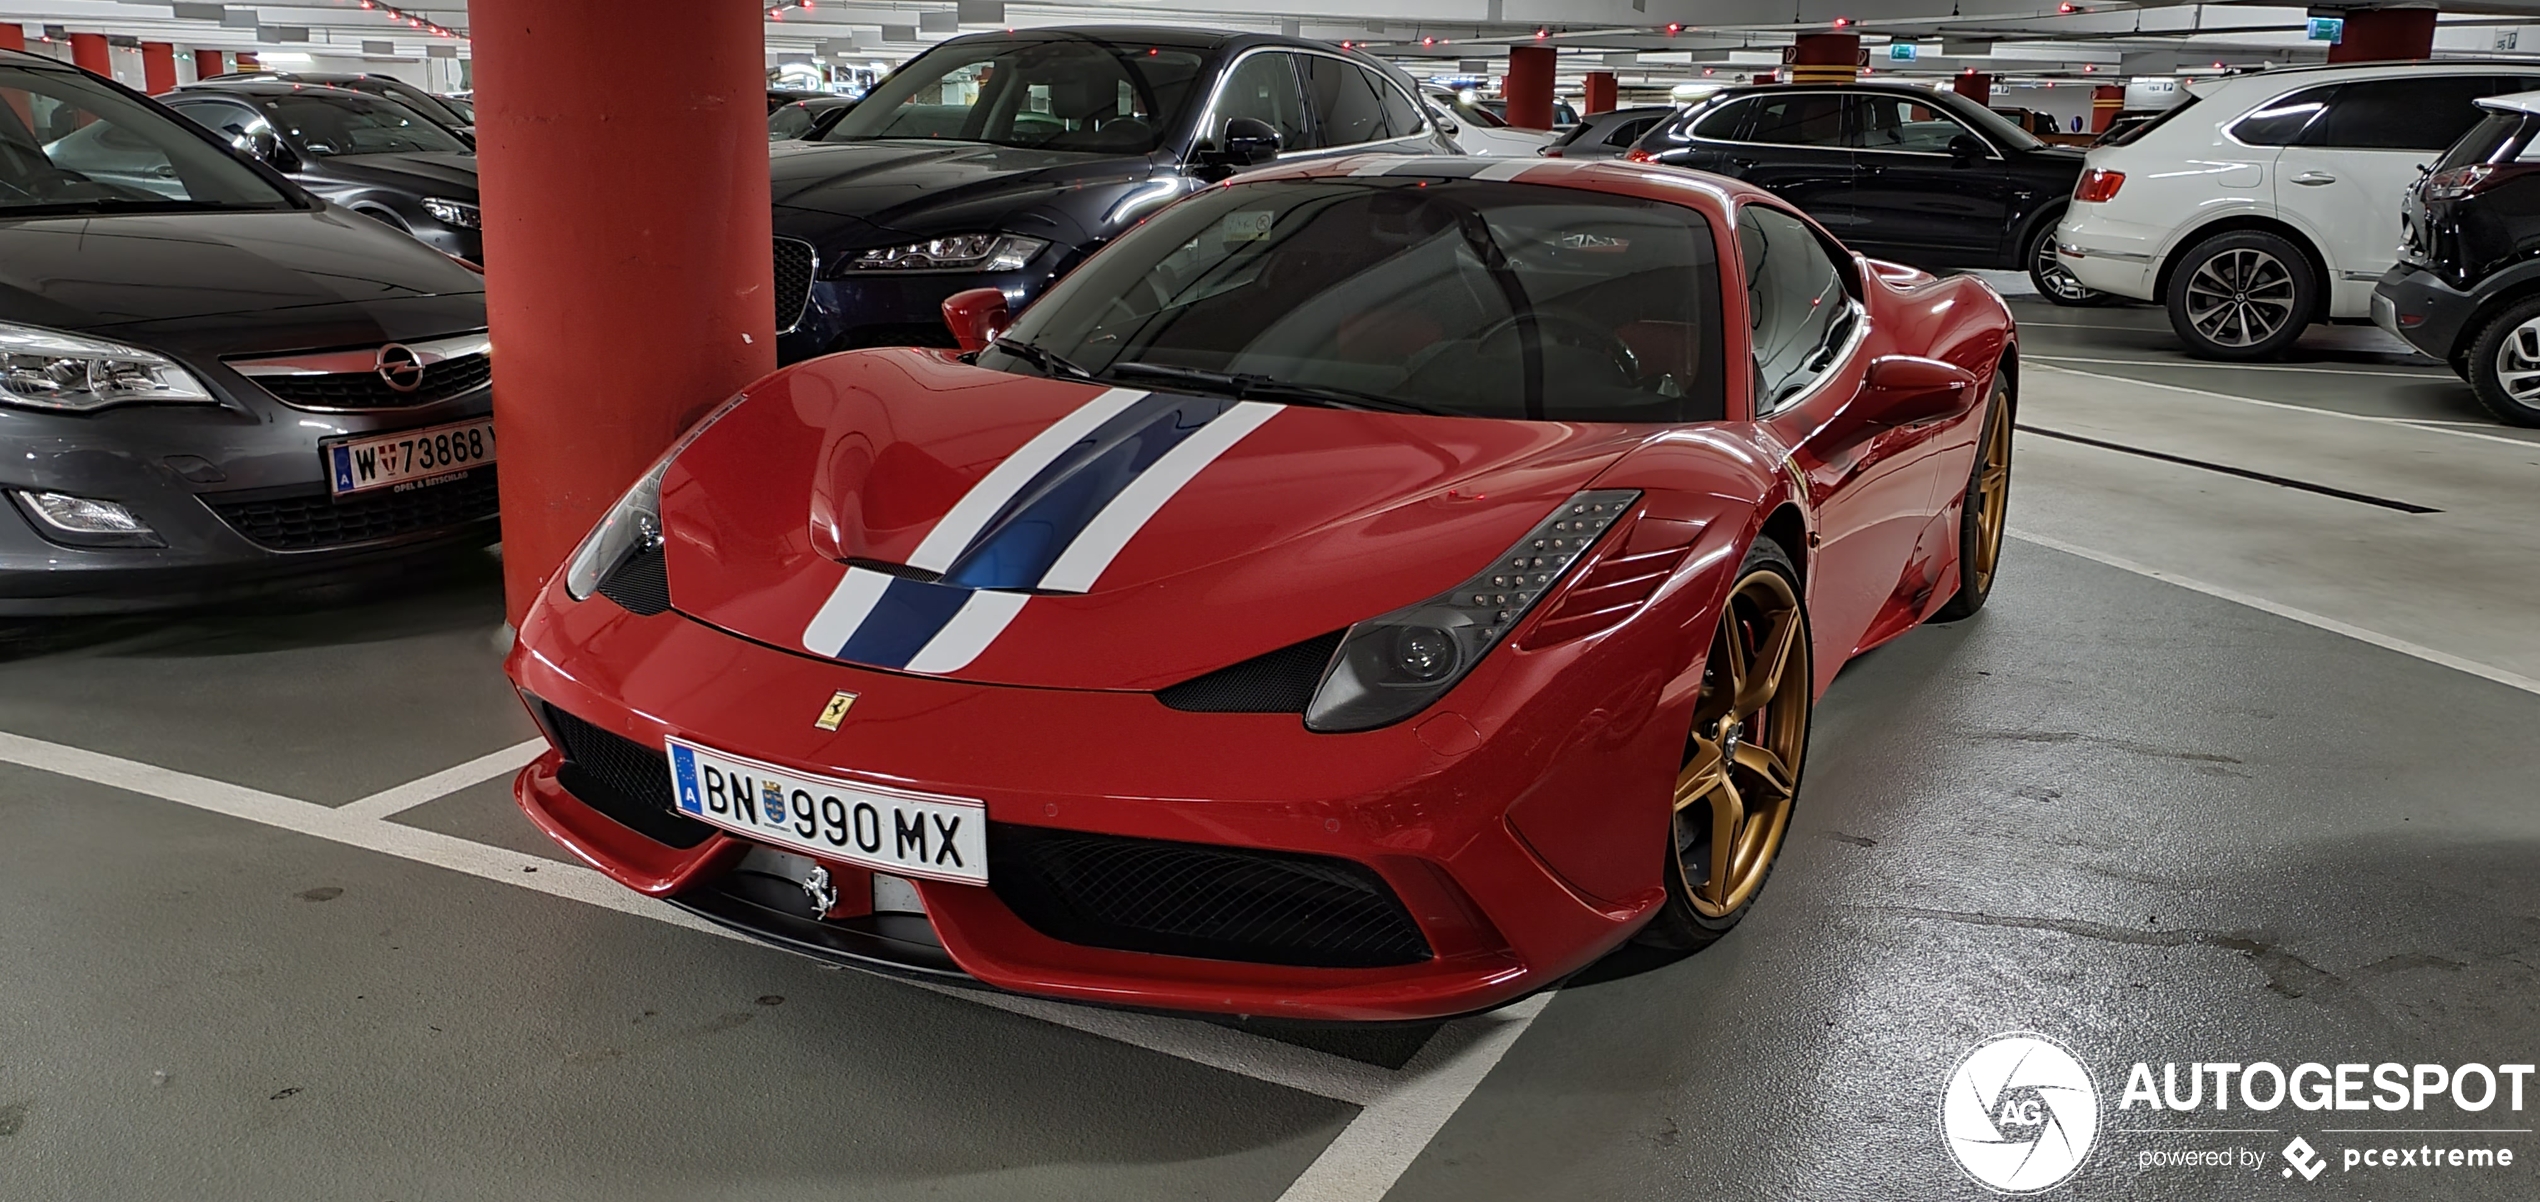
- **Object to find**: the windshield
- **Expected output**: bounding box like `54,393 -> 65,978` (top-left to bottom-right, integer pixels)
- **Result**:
982,177 -> 1726,423
818,36 -> 1205,154
254,91 -> 470,156
0,64 -> 295,214
2105,95 -> 2197,147
1927,90 -> 2044,151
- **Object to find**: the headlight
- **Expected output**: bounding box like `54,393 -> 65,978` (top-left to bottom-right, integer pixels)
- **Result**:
838,233 -> 1046,273
1305,490 -> 1639,733
421,196 -> 481,228
561,394 -> 749,601
0,323 -> 214,413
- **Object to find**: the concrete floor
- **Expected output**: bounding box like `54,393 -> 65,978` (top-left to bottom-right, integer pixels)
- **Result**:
1,294 -> 2534,1201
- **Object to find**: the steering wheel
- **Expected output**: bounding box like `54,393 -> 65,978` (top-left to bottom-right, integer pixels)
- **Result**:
1473,311 -> 1640,386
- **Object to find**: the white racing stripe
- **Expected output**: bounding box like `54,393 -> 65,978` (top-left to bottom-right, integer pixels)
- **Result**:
800,565 -> 895,656
1038,401 -> 1282,594
1469,159 -> 1538,181
903,590 -> 1033,674
906,386 -> 1148,573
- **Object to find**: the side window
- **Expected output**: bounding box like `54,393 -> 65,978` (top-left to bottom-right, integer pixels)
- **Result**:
1737,205 -> 1853,412
1687,97 -> 1753,141
1213,51 -> 1309,151
2231,84 -> 2338,147
1300,56 -> 1390,147
1604,115 -> 1661,148
1847,95 -> 1980,154
2306,76 -> 2517,151
1372,74 -> 1426,139
1744,94 -> 1847,148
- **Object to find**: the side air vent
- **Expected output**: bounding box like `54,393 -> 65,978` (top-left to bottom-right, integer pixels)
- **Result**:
596,545 -> 671,615
1155,631 -> 1344,714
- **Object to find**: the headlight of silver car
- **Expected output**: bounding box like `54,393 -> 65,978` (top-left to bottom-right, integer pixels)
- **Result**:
421,197 -> 481,228
840,233 -> 1046,273
1305,490 -> 1640,733
0,323 -> 214,413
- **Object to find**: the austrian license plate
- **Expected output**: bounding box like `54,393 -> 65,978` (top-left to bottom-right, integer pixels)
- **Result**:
665,737 -> 987,884
324,417 -> 496,498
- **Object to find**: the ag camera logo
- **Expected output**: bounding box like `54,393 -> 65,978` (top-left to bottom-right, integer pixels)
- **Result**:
1942,1032 -> 2102,1193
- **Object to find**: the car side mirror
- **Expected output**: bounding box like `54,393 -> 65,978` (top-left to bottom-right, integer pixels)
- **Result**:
1947,133 -> 1986,165
1863,354 -> 1978,425
1426,105 -> 1461,137
941,286 -> 1012,355
1223,117 -> 1282,166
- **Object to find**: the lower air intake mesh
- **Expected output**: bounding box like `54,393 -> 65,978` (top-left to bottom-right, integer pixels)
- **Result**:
1154,631 -> 1343,714
539,703 -> 714,849
988,825 -> 1431,968
596,545 -> 671,616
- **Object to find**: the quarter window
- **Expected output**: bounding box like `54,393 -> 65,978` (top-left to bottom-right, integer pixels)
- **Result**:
1214,52 -> 1310,150
1738,205 -> 1854,412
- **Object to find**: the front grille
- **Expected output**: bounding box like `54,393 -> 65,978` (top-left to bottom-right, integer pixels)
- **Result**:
539,703 -> 715,849
989,825 -> 1432,968
774,238 -> 817,333
596,545 -> 671,615
251,352 -> 493,409
203,470 -> 498,551
1156,631 -> 1342,714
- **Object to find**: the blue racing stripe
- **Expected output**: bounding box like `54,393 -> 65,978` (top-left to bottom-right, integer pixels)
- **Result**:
833,575 -> 978,668
937,392 -> 1237,590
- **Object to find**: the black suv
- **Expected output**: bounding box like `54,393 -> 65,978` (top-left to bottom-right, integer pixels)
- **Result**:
1631,82 -> 2095,303
769,26 -> 1452,363
2376,91 -> 2540,425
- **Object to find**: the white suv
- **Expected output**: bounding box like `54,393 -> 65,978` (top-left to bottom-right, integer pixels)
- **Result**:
2057,63 -> 2540,358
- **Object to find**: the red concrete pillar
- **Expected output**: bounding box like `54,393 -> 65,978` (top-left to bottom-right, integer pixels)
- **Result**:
1504,45 -> 1556,130
2091,84 -> 2123,132
1954,72 -> 1992,106
1786,32 -> 1860,85
194,49 -> 226,80
141,42 -> 176,93
69,32 -> 111,77
474,0 -> 775,622
1582,71 -> 1617,116
0,25 -> 20,53
2326,7 -> 2437,62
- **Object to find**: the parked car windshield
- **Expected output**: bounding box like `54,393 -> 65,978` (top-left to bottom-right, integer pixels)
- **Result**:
250,91 -> 470,156
984,177 -> 1727,423
1,63 -> 295,213
818,36 -> 1205,154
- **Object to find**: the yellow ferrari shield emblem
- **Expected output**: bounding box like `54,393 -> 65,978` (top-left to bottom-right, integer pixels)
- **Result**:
814,690 -> 858,731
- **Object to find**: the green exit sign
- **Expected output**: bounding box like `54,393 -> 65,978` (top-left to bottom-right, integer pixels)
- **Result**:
2307,16 -> 2344,42
1889,42 -> 1918,60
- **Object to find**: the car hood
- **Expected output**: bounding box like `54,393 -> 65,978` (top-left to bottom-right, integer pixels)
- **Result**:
770,139 -> 1148,233
658,349 -> 1649,691
313,150 -> 479,195
0,208 -> 483,332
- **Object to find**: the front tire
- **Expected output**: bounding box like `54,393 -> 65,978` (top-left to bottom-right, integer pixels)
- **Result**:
2165,230 -> 2315,360
1933,370 -> 2013,621
1638,540 -> 1812,951
2462,295 -> 2540,427
2025,218 -> 2106,307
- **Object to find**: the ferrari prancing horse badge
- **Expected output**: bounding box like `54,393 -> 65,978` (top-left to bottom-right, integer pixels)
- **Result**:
815,690 -> 858,731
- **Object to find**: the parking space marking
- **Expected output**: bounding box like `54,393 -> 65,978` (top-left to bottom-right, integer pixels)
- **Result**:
2030,363 -> 2540,449
336,737 -> 546,819
2010,530 -> 2540,700
1275,992 -> 1554,1202
0,727 -> 1464,1116
2029,353 -> 2449,379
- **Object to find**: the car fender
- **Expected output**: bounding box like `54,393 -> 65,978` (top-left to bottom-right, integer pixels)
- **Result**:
2155,197 -> 2334,286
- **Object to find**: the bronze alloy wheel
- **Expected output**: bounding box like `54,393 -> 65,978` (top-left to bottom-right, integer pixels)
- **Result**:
1661,548 -> 1812,936
1969,388 -> 2012,594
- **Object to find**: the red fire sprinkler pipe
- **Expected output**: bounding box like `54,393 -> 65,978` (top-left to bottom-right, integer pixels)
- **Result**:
472,0 -> 776,624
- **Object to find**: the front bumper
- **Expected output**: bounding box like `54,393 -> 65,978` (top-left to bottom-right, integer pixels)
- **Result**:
2372,262 -> 2481,363
506,592 -> 1673,1023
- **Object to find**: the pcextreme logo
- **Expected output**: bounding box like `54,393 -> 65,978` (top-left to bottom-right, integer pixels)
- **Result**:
1936,1033 -> 2533,1194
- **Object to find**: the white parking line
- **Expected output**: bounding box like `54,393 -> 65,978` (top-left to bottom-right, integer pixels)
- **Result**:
336,737 -> 546,820
0,728 -> 1516,1148
2010,530 -> 2540,699
2028,353 -> 2449,379
1276,992 -> 1553,1202
2029,363 -> 2540,449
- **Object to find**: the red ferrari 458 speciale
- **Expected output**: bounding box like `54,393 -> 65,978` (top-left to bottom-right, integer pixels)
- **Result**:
507,155 -> 2017,1022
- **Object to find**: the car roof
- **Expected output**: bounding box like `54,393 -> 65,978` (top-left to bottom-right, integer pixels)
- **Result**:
1249,153 -> 1758,218
174,80 -> 377,100
2478,89 -> 2540,116
2186,58 -> 2540,99
0,47 -> 74,71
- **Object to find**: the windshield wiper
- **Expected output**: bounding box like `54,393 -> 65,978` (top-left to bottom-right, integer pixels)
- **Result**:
1105,361 -> 1456,416
989,336 -> 1096,381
